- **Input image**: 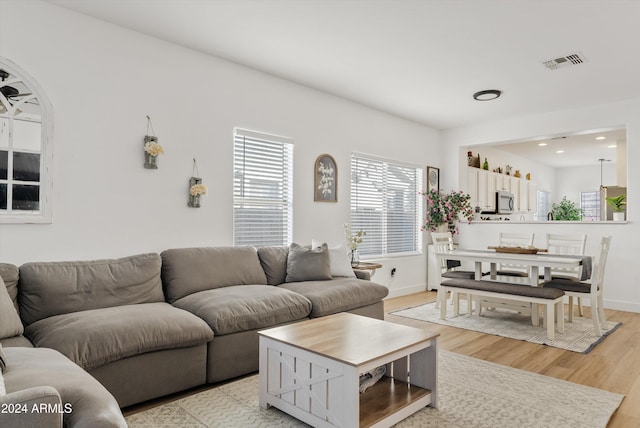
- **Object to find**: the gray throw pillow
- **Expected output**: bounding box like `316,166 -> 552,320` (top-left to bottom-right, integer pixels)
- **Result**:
257,246 -> 289,285
0,275 -> 23,340
285,243 -> 332,282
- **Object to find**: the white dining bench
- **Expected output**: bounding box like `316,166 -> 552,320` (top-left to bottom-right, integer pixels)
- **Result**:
438,278 -> 565,340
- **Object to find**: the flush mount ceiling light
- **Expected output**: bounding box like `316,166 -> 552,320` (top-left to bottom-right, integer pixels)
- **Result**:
473,89 -> 501,101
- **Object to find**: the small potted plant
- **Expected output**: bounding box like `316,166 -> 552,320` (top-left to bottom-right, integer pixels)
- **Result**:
606,194 -> 626,221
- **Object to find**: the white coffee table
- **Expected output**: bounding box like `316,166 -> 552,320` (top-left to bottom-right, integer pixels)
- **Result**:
258,313 -> 439,428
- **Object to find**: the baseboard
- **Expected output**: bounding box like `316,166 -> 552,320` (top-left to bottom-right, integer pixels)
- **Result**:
603,299 -> 640,314
385,283 -> 427,299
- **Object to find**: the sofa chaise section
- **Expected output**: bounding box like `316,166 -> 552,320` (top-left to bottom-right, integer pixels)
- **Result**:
162,246 -> 314,382
18,253 -> 214,407
2,346 -> 127,428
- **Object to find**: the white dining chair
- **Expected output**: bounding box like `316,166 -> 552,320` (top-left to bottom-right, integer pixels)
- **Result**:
495,232 -> 535,277
431,232 -> 477,312
544,236 -> 611,336
545,233 -> 587,314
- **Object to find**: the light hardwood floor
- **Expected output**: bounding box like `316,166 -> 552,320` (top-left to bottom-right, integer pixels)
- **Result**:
125,292 -> 638,426
385,291 -> 640,428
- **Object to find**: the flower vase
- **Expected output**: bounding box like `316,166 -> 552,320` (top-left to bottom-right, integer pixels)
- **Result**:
613,212 -> 624,221
436,223 -> 448,233
144,153 -> 158,169
350,249 -> 360,267
189,195 -> 201,208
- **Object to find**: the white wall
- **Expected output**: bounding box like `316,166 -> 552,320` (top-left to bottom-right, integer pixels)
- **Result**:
555,163 -> 616,206
0,1 -> 441,297
443,98 -> 640,313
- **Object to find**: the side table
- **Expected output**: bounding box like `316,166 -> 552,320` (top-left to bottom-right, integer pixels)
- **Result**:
352,261 -> 382,277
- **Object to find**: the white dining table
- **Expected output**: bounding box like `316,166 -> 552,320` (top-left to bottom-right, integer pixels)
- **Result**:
436,248 -> 586,287
434,248 -> 588,326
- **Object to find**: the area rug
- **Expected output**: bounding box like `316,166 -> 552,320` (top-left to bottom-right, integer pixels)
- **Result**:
390,301 -> 622,354
126,350 -> 623,428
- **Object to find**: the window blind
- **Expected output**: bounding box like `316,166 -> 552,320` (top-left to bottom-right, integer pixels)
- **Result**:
350,153 -> 423,257
581,191 -> 600,221
233,128 -> 293,247
536,190 -> 551,221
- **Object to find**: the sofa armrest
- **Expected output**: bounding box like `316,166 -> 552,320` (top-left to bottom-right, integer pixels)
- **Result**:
353,270 -> 371,281
0,386 -> 63,428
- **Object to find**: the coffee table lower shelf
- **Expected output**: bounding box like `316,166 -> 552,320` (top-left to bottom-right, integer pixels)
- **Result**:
360,378 -> 432,427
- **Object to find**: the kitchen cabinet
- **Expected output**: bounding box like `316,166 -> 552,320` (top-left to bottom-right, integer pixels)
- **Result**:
509,177 -> 521,212
466,167 -> 537,214
467,168 -> 496,212
467,168 -> 478,208
517,179 -> 537,212
495,173 -> 508,192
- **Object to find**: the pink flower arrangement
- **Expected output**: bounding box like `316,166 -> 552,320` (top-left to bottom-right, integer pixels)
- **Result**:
421,189 -> 474,235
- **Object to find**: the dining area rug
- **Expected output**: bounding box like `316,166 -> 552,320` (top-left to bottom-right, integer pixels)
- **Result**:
125,350 -> 623,428
390,300 -> 621,353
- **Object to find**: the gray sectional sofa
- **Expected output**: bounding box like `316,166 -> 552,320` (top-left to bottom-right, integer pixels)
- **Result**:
0,244 -> 388,427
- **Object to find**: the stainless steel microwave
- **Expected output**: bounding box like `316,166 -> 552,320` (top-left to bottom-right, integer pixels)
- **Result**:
496,191 -> 515,214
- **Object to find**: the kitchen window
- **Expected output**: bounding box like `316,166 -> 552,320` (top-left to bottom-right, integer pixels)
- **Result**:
350,153 -> 423,257
536,190 -> 551,221
581,191 -> 600,222
233,128 -> 293,247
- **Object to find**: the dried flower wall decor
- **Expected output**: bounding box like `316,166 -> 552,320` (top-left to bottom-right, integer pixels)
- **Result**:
314,154 -> 337,202
143,115 -> 164,169
188,159 -> 206,208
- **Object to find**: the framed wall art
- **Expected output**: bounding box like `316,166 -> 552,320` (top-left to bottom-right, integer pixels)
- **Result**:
427,166 -> 439,193
314,154 -> 337,202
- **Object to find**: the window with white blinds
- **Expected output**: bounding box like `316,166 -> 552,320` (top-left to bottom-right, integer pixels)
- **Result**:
233,128 -> 293,247
350,153 -> 423,257
581,191 -> 600,221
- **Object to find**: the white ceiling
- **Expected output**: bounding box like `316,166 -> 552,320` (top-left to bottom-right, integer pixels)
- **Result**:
489,127 -> 626,169
47,0 -> 640,133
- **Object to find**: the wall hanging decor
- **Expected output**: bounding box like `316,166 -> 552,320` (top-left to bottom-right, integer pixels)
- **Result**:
143,115 -> 164,169
188,158 -> 207,208
427,166 -> 439,193
314,154 -> 337,202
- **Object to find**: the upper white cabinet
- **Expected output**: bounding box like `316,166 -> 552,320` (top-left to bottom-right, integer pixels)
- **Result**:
466,167 -> 537,214
468,168 -> 496,211
519,179 -> 537,212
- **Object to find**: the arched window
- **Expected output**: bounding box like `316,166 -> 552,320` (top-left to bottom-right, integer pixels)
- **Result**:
0,57 -> 52,223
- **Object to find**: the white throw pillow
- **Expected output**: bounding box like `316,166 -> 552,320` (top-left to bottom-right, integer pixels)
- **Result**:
312,239 -> 355,278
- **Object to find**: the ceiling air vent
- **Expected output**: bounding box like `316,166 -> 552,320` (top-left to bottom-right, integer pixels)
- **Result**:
543,52 -> 587,70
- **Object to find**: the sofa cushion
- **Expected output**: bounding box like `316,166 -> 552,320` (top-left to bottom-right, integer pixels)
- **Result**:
19,253 -> 164,326
285,242 -> 332,282
3,346 -> 127,427
0,335 -> 33,348
172,285 -> 312,335
162,246 -> 268,303
24,302 -> 213,371
0,275 -> 23,340
0,263 -> 19,312
257,246 -> 289,285
279,278 -> 389,318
